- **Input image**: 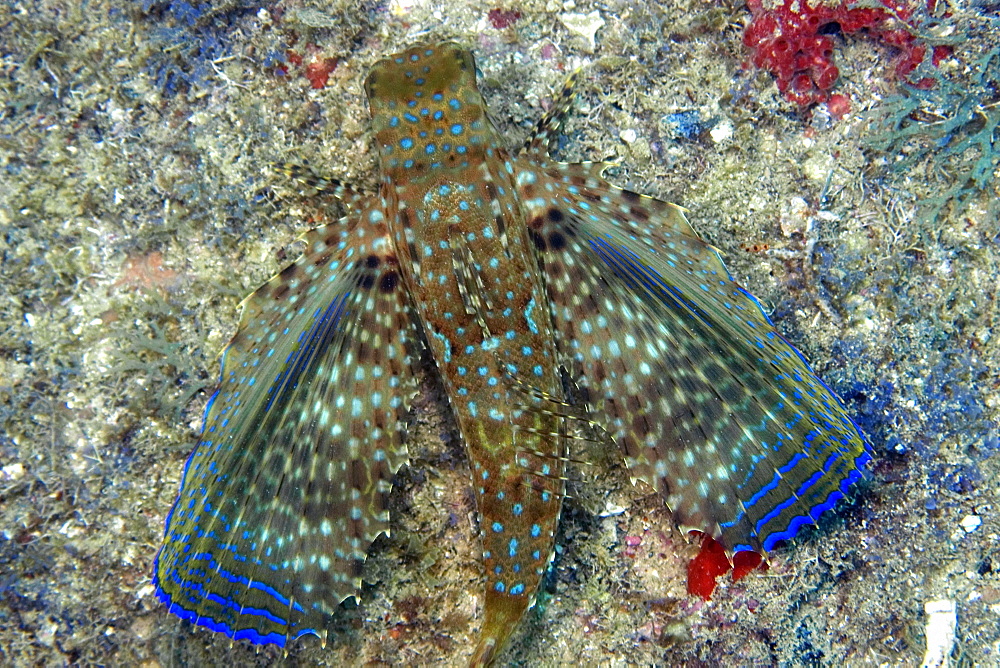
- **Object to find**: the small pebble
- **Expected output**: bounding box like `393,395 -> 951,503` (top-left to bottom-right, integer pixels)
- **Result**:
710,119 -> 733,143
0,463 -> 25,482
960,515 -> 982,533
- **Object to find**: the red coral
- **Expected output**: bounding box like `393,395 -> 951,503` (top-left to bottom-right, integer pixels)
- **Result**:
743,0 -> 931,106
827,92 -> 851,118
686,532 -> 768,600
305,57 -> 337,90
280,48 -> 338,90
687,533 -> 731,600
487,8 -> 521,30
731,549 -> 766,581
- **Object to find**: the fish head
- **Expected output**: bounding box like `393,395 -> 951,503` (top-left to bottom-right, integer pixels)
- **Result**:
365,42 -> 502,186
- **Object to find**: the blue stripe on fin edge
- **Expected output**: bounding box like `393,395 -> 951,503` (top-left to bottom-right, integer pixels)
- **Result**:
759,452 -> 870,552
154,584 -> 319,646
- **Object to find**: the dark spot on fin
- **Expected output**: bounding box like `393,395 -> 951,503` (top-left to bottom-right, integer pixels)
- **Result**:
630,206 -> 650,222
494,215 -> 507,238
380,270 -> 399,293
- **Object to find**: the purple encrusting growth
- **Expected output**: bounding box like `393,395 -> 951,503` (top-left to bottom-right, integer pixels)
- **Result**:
153,42 -> 872,664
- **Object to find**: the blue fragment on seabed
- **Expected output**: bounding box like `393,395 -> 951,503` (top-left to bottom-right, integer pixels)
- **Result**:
662,110 -> 705,140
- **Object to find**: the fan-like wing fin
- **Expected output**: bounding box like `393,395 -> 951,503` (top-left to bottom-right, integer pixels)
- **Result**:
154,207 -> 421,644
516,159 -> 871,553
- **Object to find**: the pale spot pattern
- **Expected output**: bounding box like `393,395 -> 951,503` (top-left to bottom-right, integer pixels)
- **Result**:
518,161 -> 870,553
154,212 -> 421,645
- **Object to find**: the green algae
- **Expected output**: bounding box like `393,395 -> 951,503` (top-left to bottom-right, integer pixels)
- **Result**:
865,26 -> 1000,222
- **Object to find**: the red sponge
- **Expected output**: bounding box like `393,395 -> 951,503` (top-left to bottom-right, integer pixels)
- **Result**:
743,0 -> 931,106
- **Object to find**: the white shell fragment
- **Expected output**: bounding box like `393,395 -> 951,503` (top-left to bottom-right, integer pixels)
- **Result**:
921,600 -> 956,668
560,11 -> 605,53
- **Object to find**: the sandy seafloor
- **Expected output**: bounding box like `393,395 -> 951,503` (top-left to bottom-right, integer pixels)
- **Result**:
1,0 -> 998,665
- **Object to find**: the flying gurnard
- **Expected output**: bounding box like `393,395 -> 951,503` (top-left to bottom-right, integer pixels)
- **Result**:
153,42 -> 871,665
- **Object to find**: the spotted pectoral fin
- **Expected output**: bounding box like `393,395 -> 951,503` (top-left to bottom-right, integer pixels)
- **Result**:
154,207 -> 422,646
517,159 -> 871,553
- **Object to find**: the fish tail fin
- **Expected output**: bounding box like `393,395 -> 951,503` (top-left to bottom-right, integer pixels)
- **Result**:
468,591 -> 530,666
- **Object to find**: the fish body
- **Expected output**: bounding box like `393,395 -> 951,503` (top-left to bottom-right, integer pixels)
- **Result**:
154,42 -> 871,665
366,45 -> 567,662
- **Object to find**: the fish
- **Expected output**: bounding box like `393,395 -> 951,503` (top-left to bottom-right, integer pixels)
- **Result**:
153,42 -> 872,665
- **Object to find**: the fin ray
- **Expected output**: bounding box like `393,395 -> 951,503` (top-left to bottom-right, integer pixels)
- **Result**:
154,206 -> 421,644
517,159 -> 871,552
